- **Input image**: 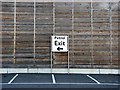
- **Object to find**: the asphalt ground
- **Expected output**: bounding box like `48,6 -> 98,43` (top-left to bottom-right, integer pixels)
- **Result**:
1,73 -> 120,90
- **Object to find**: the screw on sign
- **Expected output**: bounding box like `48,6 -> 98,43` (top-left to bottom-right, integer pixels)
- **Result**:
52,36 -> 68,52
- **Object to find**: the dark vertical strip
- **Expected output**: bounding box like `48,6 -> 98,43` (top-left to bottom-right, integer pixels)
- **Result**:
118,0 -> 120,86
118,1 -> 120,75
0,1 -> 2,89
0,1 -> 2,68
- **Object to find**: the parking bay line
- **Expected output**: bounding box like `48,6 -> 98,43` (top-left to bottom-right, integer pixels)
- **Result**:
87,75 -> 101,84
52,74 -> 56,84
8,74 -> 18,84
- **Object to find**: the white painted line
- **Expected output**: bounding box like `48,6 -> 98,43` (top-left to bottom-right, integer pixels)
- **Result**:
52,74 -> 56,84
8,74 -> 18,84
87,75 -> 101,84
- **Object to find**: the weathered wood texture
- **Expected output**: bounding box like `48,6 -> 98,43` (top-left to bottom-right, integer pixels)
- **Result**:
1,2 -> 119,68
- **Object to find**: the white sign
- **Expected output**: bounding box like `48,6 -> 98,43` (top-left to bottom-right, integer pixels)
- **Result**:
52,36 -> 68,52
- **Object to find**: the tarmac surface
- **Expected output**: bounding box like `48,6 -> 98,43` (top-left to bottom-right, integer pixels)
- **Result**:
1,73 -> 120,89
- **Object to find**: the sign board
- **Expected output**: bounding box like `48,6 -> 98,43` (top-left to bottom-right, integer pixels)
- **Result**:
52,36 -> 68,52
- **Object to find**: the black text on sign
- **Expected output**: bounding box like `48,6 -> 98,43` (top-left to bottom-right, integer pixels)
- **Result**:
52,36 -> 68,52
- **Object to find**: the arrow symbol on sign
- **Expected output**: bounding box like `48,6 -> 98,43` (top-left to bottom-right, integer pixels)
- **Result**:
57,47 -> 63,51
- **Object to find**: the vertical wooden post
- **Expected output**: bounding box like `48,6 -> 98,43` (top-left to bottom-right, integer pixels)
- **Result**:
72,0 -> 74,67
51,2 -> 55,73
109,2 -> 113,68
90,0 -> 94,68
13,0 -> 16,64
34,0 -> 36,66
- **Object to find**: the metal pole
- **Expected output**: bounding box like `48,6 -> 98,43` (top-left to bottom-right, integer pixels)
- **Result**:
68,36 -> 70,73
51,37 -> 53,73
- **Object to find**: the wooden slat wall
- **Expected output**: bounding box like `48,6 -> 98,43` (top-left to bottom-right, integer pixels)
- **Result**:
53,2 -> 72,68
92,2 -> 111,67
35,2 -> 53,68
1,2 -> 119,68
15,2 -> 34,67
110,2 -> 119,67
2,2 -> 14,67
73,2 -> 92,67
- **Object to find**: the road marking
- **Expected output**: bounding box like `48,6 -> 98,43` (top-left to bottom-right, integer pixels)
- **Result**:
1,83 -> 120,86
52,74 -> 56,84
8,74 -> 18,84
87,75 -> 101,84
